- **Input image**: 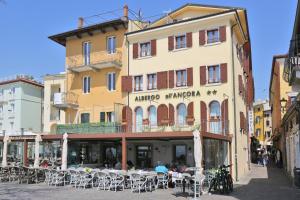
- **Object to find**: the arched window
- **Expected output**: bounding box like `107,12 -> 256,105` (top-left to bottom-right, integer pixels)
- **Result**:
148,106 -> 157,126
177,103 -> 187,126
135,107 -> 143,132
209,101 -> 221,118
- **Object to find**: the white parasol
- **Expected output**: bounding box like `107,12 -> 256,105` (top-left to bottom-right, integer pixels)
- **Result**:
33,134 -> 42,168
1,135 -> 9,167
61,133 -> 68,170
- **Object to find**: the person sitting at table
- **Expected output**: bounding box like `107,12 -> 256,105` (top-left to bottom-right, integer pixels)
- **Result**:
114,160 -> 122,170
155,161 -> 168,174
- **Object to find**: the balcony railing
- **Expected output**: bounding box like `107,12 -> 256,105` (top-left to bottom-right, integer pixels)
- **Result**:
66,50 -> 122,73
53,92 -> 78,109
56,122 -> 122,134
0,95 -> 5,104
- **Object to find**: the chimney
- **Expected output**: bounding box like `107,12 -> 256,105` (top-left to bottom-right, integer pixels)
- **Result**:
78,17 -> 84,28
123,5 -> 128,20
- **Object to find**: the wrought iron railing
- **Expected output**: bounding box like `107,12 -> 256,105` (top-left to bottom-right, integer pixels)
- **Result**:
53,92 -> 78,107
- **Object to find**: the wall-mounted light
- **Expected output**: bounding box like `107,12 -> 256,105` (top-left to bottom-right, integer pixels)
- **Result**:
188,147 -> 192,151
280,98 -> 287,112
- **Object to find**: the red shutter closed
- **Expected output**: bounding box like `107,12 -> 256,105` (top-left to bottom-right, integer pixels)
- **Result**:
199,30 -> 206,45
238,75 -> 243,94
151,39 -> 156,56
219,26 -> 226,42
187,67 -> 193,87
186,32 -> 193,48
122,106 -> 132,132
221,99 -> 229,134
200,66 -> 206,85
240,112 -> 245,130
169,104 -> 175,126
187,102 -> 194,125
168,36 -> 174,51
133,43 -> 138,59
200,101 -> 207,132
157,71 -> 168,89
169,70 -> 174,88
220,63 -> 228,83
121,76 -> 132,92
157,104 -> 169,126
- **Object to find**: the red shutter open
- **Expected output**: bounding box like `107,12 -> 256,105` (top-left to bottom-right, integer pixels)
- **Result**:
169,104 -> 175,126
157,104 -> 169,126
221,99 -> 229,134
169,70 -> 174,88
220,63 -> 228,83
187,67 -> 193,87
157,71 -> 168,89
168,36 -> 174,51
199,30 -> 206,45
151,39 -> 156,56
121,76 -> 132,92
200,101 -> 207,132
186,32 -> 193,48
240,112 -> 244,130
200,66 -> 206,85
187,102 -> 194,125
219,26 -> 226,42
238,75 -> 243,94
122,106 -> 132,132
133,43 -> 138,59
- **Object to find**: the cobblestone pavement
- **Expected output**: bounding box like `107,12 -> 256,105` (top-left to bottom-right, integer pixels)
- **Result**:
0,164 -> 300,200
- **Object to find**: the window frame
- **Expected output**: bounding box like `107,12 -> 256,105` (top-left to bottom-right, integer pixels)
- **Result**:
175,69 -> 187,87
134,75 -> 143,92
177,103 -> 187,126
107,36 -> 116,54
147,73 -> 157,90
81,113 -> 90,124
83,41 -> 91,65
139,42 -> 151,57
206,28 -> 220,44
173,144 -> 187,165
207,65 -> 221,84
175,34 -> 187,49
83,76 -> 91,94
107,72 -> 116,91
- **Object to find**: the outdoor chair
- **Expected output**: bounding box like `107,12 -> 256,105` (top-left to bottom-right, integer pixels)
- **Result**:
130,173 -> 147,193
96,171 -> 110,190
173,177 -> 184,195
0,167 -> 10,182
156,172 -> 169,189
76,171 -> 93,189
44,169 -> 52,185
52,171 -> 66,186
108,172 -> 125,192
9,167 -> 19,182
145,175 -> 156,192
69,170 -> 80,186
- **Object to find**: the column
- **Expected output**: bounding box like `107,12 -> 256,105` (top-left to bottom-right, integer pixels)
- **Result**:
122,136 -> 127,170
23,140 -> 28,166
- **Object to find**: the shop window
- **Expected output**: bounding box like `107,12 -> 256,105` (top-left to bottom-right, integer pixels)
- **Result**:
204,139 -> 228,169
173,145 -> 187,165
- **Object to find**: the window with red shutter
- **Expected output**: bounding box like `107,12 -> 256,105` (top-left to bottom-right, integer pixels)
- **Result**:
168,36 -> 174,51
157,104 -> 168,126
187,102 -> 194,125
238,75 -> 243,95
121,76 -> 132,92
187,67 -> 193,87
122,106 -> 132,132
151,39 -> 156,56
220,63 -> 228,83
169,70 -> 174,88
221,99 -> 228,134
169,104 -> 175,126
200,101 -> 207,132
157,71 -> 168,89
200,66 -> 206,85
133,43 -> 138,59
199,30 -> 206,45
219,26 -> 226,42
186,32 -> 192,48
240,112 -> 244,130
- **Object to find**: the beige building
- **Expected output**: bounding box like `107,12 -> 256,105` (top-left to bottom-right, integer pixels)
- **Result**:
122,4 -> 254,180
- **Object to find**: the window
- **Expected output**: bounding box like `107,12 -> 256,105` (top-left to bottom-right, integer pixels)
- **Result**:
207,29 -> 219,44
81,113 -> 90,123
264,113 -> 269,117
266,131 -> 271,138
107,73 -> 116,91
175,35 -> 186,49
0,89 -> 3,96
209,101 -> 221,134
10,122 -> 14,131
176,70 -> 187,87
83,42 -> 91,65
83,76 -> 91,94
177,103 -> 187,126
173,145 -> 187,165
256,129 -> 261,137
255,116 -> 260,124
107,112 -> 115,123
135,107 -> 143,132
139,42 -> 151,57
134,76 -> 143,91
148,106 -> 157,126
107,36 -> 116,54
10,103 -> 14,113
147,74 -> 157,90
266,120 -> 270,127
100,112 -> 105,123
208,65 -> 220,83
209,101 -> 220,118
257,108 -> 261,112
0,105 -> 3,113
0,123 -> 2,131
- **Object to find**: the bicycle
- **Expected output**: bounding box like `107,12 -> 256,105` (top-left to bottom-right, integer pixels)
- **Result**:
208,165 -> 233,194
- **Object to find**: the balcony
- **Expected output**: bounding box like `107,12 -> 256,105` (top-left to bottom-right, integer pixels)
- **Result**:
53,92 -> 79,109
0,95 -> 6,104
67,50 -> 122,73
56,122 -> 122,134
284,34 -> 300,84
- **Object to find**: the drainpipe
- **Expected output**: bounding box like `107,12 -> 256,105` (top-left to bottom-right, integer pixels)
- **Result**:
126,34 -> 130,107
231,23 -> 239,181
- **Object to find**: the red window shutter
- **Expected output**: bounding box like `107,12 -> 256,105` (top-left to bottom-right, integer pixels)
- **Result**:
199,30 -> 206,45
133,43 -> 138,59
200,101 -> 207,132
219,26 -> 226,42
187,67 -> 193,87
169,104 -> 175,126
220,63 -> 228,83
121,76 -> 132,92
157,71 -> 168,89
151,39 -> 156,56
238,75 -> 243,94
186,32 -> 193,48
157,104 -> 169,126
122,106 -> 132,132
221,99 -> 229,134
187,102 -> 194,125
240,112 -> 244,130
200,66 -> 206,85
169,70 -> 174,88
168,36 -> 174,51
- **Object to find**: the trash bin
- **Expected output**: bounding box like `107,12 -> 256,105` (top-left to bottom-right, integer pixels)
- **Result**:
294,167 -> 300,188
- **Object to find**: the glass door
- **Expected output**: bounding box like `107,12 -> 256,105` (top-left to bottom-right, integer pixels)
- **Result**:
136,145 -> 152,169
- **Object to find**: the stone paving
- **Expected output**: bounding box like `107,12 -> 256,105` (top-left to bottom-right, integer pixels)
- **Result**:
0,164 -> 300,200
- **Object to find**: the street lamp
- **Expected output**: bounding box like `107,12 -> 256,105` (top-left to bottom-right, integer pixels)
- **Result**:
280,98 -> 287,112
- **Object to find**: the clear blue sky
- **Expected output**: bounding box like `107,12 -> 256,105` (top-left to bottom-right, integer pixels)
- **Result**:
0,0 -> 297,100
